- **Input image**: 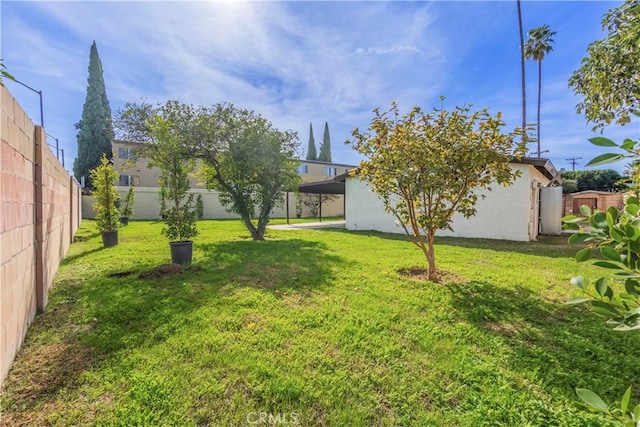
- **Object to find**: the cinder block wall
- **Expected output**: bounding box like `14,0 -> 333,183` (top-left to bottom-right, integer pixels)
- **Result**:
562,192 -> 624,216
0,87 -> 81,386
82,188 -> 345,220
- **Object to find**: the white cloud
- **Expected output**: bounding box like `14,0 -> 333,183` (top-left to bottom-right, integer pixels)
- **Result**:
6,1 -> 631,173
353,45 -> 424,55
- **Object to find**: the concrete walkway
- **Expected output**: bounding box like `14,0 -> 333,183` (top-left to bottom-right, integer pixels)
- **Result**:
268,220 -> 346,230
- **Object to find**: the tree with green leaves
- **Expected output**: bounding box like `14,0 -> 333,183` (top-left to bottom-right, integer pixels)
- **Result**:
524,24 -> 556,156
568,0 -> 639,129
563,187 -> 640,424
562,3 -> 640,420
116,100 -> 300,241
306,122 -> 317,160
622,160 -> 640,198
74,41 -> 114,188
560,169 -> 625,192
90,154 -> 120,234
149,116 -> 198,243
318,122 -> 332,162
348,102 -> 526,281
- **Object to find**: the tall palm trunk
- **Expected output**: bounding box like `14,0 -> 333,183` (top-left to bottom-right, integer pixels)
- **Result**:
517,0 -> 526,139
536,59 -> 542,157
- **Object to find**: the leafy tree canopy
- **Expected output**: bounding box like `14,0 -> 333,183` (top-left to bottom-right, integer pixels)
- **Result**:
560,169 -> 625,192
568,0 -> 640,129
348,102 -> 526,281
116,100 -> 300,241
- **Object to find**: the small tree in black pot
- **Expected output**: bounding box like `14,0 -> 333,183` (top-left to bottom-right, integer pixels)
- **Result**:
90,154 -> 121,247
149,117 -> 198,264
119,186 -> 135,225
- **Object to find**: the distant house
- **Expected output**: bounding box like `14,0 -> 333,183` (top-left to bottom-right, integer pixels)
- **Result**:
112,140 -> 355,188
329,158 -> 563,241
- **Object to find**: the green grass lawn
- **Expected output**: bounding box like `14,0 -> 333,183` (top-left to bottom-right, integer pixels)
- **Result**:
1,220 -> 637,426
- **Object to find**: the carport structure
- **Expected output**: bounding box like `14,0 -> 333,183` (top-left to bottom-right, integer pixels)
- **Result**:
286,174 -> 347,224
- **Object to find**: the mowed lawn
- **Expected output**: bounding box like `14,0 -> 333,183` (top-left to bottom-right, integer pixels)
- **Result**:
1,220 -> 637,426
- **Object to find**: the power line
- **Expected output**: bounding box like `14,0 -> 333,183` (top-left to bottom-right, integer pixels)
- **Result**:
566,157 -> 582,171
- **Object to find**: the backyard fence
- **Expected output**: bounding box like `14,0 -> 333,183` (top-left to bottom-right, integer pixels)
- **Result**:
1,86 -> 82,386
82,187 -> 345,220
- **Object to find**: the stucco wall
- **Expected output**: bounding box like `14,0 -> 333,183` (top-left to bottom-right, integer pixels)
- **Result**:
346,164 -> 544,241
83,187 -> 344,220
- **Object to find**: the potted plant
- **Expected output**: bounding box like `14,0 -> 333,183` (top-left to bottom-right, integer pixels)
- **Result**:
150,117 -> 198,264
119,186 -> 135,225
90,154 -> 121,247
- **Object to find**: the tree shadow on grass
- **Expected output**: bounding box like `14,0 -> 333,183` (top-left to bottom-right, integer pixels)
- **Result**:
197,238 -> 346,296
445,280 -> 640,401
315,228 -> 581,259
1,237 -> 347,421
59,246 -> 104,265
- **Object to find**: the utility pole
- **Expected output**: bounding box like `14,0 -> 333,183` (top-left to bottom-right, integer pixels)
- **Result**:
566,157 -> 582,171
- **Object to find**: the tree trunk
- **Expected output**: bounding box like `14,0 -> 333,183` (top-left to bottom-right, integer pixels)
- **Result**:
517,0 -> 526,139
242,217 -> 261,241
254,222 -> 266,241
537,59 -> 542,157
426,230 -> 438,282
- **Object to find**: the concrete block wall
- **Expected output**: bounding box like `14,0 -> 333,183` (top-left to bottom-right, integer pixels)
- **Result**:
0,87 -> 81,386
1,88 -> 37,389
82,187 -> 345,220
562,192 -> 625,216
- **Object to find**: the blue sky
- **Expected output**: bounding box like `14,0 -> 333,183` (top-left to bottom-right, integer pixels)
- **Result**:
2,1 -> 637,174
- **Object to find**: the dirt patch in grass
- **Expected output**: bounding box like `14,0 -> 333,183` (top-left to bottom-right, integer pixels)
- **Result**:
280,292 -> 317,308
483,320 -> 520,337
138,263 -> 202,279
1,342 -> 95,419
107,270 -> 136,278
398,267 -> 466,284
1,401 -> 59,426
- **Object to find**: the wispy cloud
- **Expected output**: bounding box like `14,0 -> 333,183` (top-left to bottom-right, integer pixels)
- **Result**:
1,1 -> 636,171
353,45 -> 424,55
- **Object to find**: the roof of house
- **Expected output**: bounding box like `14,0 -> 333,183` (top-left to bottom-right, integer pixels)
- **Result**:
298,178 -> 345,194
513,157 -> 561,182
566,190 -> 622,196
297,157 -> 562,194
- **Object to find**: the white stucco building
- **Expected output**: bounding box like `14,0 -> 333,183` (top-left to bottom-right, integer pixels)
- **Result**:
341,158 -> 562,241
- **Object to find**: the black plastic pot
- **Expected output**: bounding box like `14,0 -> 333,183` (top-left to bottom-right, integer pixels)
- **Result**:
170,241 -> 193,265
120,216 -> 129,226
101,230 -> 119,247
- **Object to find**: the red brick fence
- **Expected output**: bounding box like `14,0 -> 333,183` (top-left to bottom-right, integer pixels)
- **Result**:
1,87 -> 81,386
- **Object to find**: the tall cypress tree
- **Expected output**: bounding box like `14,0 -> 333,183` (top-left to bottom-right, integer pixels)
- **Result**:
74,41 -> 114,187
306,122 -> 317,160
318,121 -> 332,162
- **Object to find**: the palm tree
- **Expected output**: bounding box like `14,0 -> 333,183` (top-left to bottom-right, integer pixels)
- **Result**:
517,0 -> 526,141
524,24 -> 556,157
